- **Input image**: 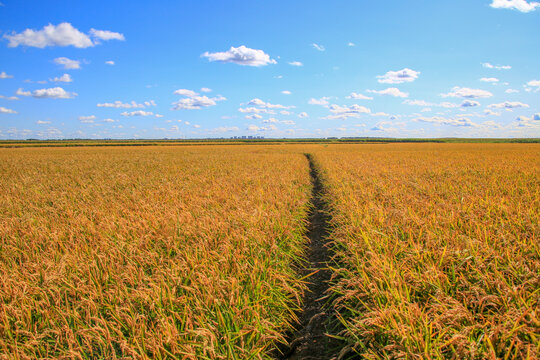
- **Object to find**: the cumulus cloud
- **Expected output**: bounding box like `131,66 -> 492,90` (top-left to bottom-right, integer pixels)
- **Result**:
16,87 -> 76,99
51,73 -> 72,83
324,104 -> 371,120
102,118 -> 116,123
212,126 -> 240,133
263,118 -> 295,125
484,109 -> 501,116
480,77 -> 499,83
0,95 -> 19,100
105,60 -> 115,65
172,89 -> 226,110
202,46 -> 276,66
308,97 -> 330,105
298,112 -> 309,118
89,29 -> 125,41
461,100 -> 480,107
97,100 -> 155,108
377,68 -> 420,84
441,87 -> 493,99
289,61 -> 303,66
54,57 -> 81,70
367,87 -> 409,98
238,107 -> 275,114
247,98 -> 294,109
482,62 -> 512,70
79,115 -> 96,123
282,90 -> 292,95
174,89 -> 199,97
527,80 -> 540,87
0,106 -> 17,114
4,23 -> 124,48
515,114 -> 540,128
245,114 -> 263,120
415,116 -> 478,127
488,101 -> 529,109
490,0 -> 540,12
120,110 -> 156,117
312,43 -> 325,51
200,87 -> 212,93
0,71 -> 14,79
346,92 -> 373,100
36,120 -> 51,124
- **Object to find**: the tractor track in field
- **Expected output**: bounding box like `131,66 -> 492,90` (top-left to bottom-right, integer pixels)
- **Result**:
275,154 -> 350,360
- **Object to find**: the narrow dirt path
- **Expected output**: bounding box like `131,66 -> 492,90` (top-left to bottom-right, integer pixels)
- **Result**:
277,154 -> 344,360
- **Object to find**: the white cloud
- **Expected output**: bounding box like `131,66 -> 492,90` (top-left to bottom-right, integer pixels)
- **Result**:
367,87 -> 409,98
103,118 -> 116,123
105,60 -> 115,65
174,89 -> 199,97
289,61 -> 303,66
324,104 -> 371,120
282,90 -> 292,95
16,87 -> 76,99
480,77 -> 499,83
172,95 -> 226,110
0,95 -> 19,100
515,114 -> 540,128
120,110 -> 156,116
377,68 -> 420,84
247,124 -> 278,132
51,73 -> 73,83
247,98 -> 294,109
212,126 -> 239,133
346,92 -> 373,100
54,57 -> 81,69
200,87 -> 212,93
238,107 -> 275,114
505,89 -> 519,93
312,43 -> 325,51
441,87 -> 493,99
36,120 -> 51,124
97,101 -> 148,108
490,0 -> 540,12
79,115 -> 95,123
488,101 -> 529,109
0,71 -> 14,79
202,46 -> 276,66
245,114 -> 263,120
89,29 -> 125,41
527,80 -> 540,87
484,109 -> 501,116
263,118 -> 295,125
403,99 -> 433,106
0,106 -> 17,114
308,97 -> 330,105
461,100 -> 480,107
280,110 -> 292,115
298,112 -> 309,118
4,23 -> 124,48
347,42 -> 355,47
415,116 -> 478,127
482,62 -> 512,70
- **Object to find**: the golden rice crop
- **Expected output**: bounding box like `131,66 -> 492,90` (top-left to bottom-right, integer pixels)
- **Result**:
0,145 -> 312,359
312,143 -> 539,359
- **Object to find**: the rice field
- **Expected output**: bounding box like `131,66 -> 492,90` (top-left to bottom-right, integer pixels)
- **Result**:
0,146 -> 311,359
0,143 -> 538,359
312,143 -> 539,359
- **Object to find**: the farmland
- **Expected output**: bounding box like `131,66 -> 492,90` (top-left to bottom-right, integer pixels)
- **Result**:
0,143 -> 539,359
313,144 -> 540,359
0,146 -> 312,359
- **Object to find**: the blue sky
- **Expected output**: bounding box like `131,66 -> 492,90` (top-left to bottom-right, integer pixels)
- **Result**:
0,0 -> 539,139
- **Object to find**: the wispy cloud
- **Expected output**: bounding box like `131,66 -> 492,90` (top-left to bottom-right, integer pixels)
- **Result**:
490,0 -> 539,13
